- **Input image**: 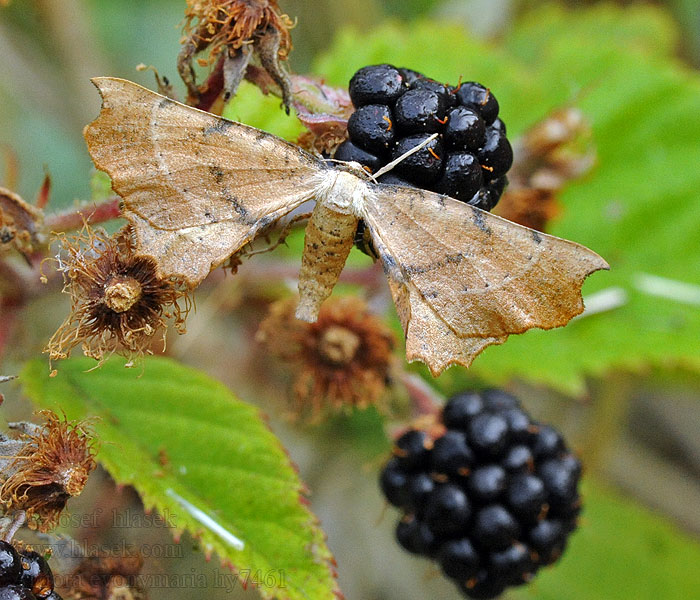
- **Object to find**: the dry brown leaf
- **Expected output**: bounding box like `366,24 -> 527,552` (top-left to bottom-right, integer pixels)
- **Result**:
84,78 -> 608,375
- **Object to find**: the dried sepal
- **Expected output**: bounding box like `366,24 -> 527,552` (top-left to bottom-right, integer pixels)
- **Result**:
180,0 -> 294,109
0,187 -> 45,257
45,225 -> 191,367
257,297 -> 396,422
0,411 -> 96,532
496,107 -> 596,231
293,76 -> 353,155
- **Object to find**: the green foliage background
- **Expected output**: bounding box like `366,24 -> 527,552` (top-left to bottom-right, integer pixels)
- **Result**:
2,1 -> 700,600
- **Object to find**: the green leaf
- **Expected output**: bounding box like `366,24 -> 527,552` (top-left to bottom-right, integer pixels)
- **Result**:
21,357 -> 340,600
315,5 -> 700,394
512,479 -> 700,600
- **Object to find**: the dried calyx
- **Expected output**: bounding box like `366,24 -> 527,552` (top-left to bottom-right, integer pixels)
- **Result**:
0,411 -> 96,532
45,225 -> 190,367
257,297 -> 396,422
180,0 -> 294,111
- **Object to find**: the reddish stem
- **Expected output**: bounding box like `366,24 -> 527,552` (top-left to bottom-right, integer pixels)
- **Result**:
0,303 -> 19,363
399,371 -> 445,418
44,196 -> 122,232
194,54 -> 226,112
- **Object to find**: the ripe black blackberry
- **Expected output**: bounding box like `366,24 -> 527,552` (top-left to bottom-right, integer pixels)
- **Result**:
379,389 -> 582,599
0,544 -> 61,600
342,64 -> 512,211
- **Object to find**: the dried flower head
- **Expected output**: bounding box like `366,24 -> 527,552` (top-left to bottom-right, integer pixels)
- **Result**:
0,411 -> 96,532
180,0 -> 294,109
184,0 -> 292,57
257,296 -> 396,421
64,550 -> 146,600
496,107 -> 595,231
45,225 -> 190,366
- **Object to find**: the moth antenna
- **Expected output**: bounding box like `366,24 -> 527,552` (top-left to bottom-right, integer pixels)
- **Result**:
325,158 -> 379,183
373,133 -> 439,179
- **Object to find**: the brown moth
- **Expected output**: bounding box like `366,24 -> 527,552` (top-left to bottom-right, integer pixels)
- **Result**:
84,78 -> 608,375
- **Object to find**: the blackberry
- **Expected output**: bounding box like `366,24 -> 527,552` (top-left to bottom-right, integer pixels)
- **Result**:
443,106 -> 485,151
531,425 -> 565,459
538,457 -> 580,509
349,64 -> 404,107
441,391 -> 484,430
379,457 -> 410,508
467,465 -> 507,504
394,89 -> 446,133
506,473 -> 548,522
393,429 -> 432,471
346,104 -> 395,155
0,587 -> 37,600
502,445 -> 534,474
396,513 -> 439,556
434,152 -> 484,201
333,140 -> 382,173
473,504 -> 520,550
481,389 -> 520,412
341,65 -> 513,260
431,430 -> 474,476
18,552 -> 53,599
478,124 -> 513,180
424,484 -> 471,536
454,82 -> 500,125
460,570 -> 506,600
501,408 -> 534,444
378,388 -> 582,599
468,413 -> 509,458
0,543 -> 21,586
528,519 -> 566,565
438,538 -> 480,580
391,133 -> 444,185
488,542 -> 532,585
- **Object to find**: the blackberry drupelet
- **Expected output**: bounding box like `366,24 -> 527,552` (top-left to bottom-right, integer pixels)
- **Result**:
0,544 -> 61,600
340,64 -> 513,213
379,388 -> 582,599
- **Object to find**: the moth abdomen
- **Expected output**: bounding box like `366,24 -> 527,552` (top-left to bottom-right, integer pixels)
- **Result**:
296,203 -> 358,323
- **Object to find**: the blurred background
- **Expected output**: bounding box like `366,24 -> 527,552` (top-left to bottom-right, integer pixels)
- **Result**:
1,1 -> 700,599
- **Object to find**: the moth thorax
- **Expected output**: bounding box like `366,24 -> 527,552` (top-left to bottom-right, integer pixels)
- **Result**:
318,325 -> 361,365
319,170 -> 368,217
104,276 -> 143,313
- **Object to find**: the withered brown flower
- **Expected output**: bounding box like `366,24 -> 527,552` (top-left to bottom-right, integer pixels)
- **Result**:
495,108 -> 595,231
0,411 -> 96,532
45,225 -> 190,366
180,0 -> 294,108
257,296 -> 396,421
63,550 -> 146,600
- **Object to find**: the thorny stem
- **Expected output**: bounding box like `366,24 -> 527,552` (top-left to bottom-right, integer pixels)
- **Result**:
44,196 -> 122,232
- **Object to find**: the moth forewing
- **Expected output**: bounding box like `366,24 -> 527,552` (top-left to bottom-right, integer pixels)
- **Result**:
363,185 -> 608,340
85,77 -> 322,287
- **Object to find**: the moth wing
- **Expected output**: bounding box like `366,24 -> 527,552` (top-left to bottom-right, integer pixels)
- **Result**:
85,77 -> 323,285
386,276 -> 506,376
364,185 -> 608,340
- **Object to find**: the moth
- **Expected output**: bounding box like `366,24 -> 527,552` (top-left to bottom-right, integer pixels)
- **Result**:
84,78 -> 608,375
